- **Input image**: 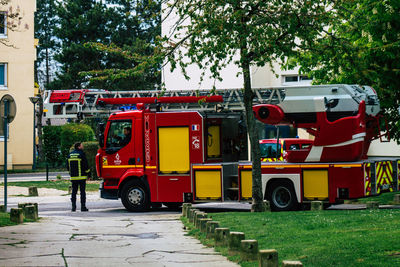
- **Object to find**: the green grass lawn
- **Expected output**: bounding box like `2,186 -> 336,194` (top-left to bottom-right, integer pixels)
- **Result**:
197,209 -> 400,267
0,212 -> 37,227
0,212 -> 18,227
2,180 -> 100,192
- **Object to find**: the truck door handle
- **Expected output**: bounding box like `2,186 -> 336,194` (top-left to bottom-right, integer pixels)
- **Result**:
128,158 -> 135,165
169,178 -> 179,181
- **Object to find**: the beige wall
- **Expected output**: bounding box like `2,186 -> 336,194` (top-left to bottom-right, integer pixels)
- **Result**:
0,0 -> 36,169
251,62 -> 312,87
368,139 -> 400,157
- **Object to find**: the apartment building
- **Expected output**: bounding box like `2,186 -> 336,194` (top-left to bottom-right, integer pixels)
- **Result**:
0,0 -> 36,169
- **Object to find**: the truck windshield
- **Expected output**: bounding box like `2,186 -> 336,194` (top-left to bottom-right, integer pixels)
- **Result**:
106,120 -> 132,149
260,143 -> 281,158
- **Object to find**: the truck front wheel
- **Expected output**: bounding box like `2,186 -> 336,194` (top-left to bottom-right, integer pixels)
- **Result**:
267,181 -> 298,211
121,180 -> 149,212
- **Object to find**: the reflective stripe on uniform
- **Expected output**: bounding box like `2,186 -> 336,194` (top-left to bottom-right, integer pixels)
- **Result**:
70,176 -> 87,180
68,153 -> 87,180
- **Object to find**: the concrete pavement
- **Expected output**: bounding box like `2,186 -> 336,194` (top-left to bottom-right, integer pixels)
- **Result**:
0,214 -> 238,266
0,189 -> 239,267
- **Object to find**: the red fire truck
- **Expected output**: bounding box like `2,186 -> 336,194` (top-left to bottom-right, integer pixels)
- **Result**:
43,85 -> 399,211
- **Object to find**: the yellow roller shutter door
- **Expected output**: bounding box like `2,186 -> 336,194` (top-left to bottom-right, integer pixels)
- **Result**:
158,127 -> 190,173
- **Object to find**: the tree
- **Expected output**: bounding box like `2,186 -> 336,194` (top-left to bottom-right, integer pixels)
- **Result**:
82,0 -> 161,90
48,0 -> 161,91
35,0 -> 58,162
293,0 -> 400,141
163,0 -> 337,211
49,0 -> 113,90
35,0 -> 57,89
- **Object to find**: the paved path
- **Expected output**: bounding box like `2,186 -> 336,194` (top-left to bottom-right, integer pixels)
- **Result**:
0,191 -> 238,267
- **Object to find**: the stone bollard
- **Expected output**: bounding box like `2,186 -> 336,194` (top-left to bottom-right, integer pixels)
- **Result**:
28,186 -> 39,197
188,209 -> 196,223
0,204 -> 5,212
192,210 -> 201,226
252,200 -> 271,212
199,218 -> 213,233
32,203 -> 39,217
215,228 -> 230,246
182,204 -> 186,217
18,203 -> 39,218
393,194 -> 400,204
206,221 -> 220,239
10,208 -> 24,224
195,212 -> 207,228
182,203 -> 192,217
189,209 -> 199,223
366,201 -> 379,210
186,205 -> 193,218
311,201 -> 323,211
259,249 -> 278,267
24,205 -> 38,221
228,232 -> 245,251
68,185 -> 72,194
263,200 -> 271,212
241,240 -> 258,261
282,260 -> 303,266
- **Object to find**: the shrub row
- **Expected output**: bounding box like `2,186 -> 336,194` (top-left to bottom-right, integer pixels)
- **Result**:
42,123 -> 96,169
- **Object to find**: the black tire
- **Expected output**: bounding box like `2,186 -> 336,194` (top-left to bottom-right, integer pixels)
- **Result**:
163,202 -> 182,210
266,180 -> 298,211
121,180 -> 150,212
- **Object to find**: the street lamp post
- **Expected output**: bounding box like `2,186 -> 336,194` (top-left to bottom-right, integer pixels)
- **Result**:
29,96 -> 40,170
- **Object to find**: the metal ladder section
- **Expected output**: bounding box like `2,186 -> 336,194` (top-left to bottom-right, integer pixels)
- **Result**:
43,87 -> 286,119
42,84 -> 368,119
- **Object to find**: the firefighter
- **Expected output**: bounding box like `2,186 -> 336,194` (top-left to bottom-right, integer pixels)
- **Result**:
118,127 -> 131,147
67,142 -> 90,212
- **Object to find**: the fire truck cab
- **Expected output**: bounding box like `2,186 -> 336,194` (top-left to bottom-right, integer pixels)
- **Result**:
97,106 -> 248,211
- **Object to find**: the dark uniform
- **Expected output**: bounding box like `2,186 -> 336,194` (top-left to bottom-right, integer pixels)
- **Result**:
67,148 -> 90,211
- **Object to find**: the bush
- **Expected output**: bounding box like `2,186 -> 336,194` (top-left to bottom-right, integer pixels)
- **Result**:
42,126 -> 62,166
83,141 -> 99,180
60,123 -> 95,160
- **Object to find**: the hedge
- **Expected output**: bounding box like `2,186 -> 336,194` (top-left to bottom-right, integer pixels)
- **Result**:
43,126 -> 62,166
82,141 -> 99,180
42,123 -> 95,167
60,123 -> 95,160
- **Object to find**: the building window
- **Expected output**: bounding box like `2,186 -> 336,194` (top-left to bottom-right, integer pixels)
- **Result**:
282,75 -> 312,85
0,12 -> 6,37
0,63 -> 7,88
284,76 -> 299,83
300,76 -> 312,81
